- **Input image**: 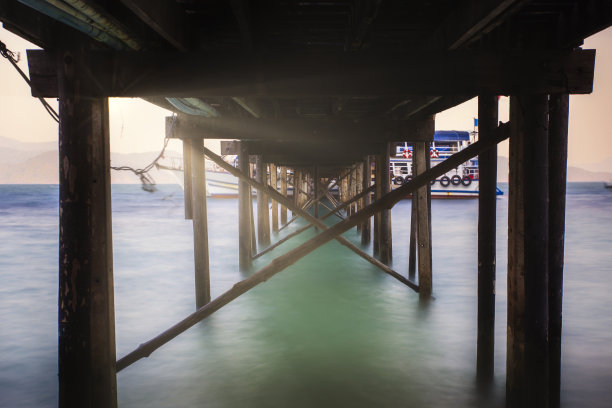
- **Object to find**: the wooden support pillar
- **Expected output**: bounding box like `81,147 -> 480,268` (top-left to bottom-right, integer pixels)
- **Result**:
477,94 -> 499,383
361,156 -> 372,245
249,163 -> 257,254
341,168 -> 349,214
270,163 -> 279,232
379,143 -> 392,264
356,162 -> 363,232
313,165 -> 320,220
280,166 -> 288,225
256,156 -> 271,246
414,142 -> 432,298
191,139 -> 211,307
57,45 -> 117,408
350,165 -> 357,216
293,169 -> 301,210
238,142 -> 252,269
373,155 -> 382,257
548,93 -> 569,408
408,194 -> 417,280
182,138 -> 193,220
507,94 -> 550,408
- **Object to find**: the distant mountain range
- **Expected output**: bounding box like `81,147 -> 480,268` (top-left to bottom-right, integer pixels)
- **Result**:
0,135 -> 179,185
1,135 -> 612,184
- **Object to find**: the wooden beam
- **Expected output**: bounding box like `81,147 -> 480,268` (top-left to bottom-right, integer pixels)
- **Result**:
350,0 -> 383,50
0,0 -> 86,49
167,116 -> 434,143
115,122 -> 510,372
231,97 -> 265,118
559,0 -> 612,48
230,0 -> 254,50
57,44 -> 117,408
27,49 -> 596,98
427,0 -> 527,50
119,0 -> 189,51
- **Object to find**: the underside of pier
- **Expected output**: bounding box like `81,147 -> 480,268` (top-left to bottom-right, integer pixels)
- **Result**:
1,1 -> 611,407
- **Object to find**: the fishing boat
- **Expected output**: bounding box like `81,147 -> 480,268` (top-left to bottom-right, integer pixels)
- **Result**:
390,130 -> 503,198
156,155 -> 240,198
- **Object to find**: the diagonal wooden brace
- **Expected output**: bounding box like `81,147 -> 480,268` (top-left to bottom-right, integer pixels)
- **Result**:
115,123 -> 509,372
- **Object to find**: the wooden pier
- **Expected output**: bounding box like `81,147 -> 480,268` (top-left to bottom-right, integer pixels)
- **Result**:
1,1 -> 610,407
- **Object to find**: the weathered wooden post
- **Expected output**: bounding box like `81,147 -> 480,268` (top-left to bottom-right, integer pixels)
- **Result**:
341,168 -> 349,214
350,164 -> 357,216
477,94 -> 499,383
361,156 -> 372,245
239,142 -> 252,269
356,162 -> 363,232
413,141 -> 432,298
57,44 -> 117,408
191,139 -> 211,307
408,193 -> 417,280
313,164 -> 320,220
182,138 -> 193,220
270,163 -> 279,232
373,155 -> 382,257
507,94 -> 550,408
256,156 -> 271,246
280,166 -> 288,224
548,93 -> 569,408
379,143 -> 392,264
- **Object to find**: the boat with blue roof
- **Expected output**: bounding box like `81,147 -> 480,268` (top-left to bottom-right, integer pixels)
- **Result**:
390,130 -> 503,198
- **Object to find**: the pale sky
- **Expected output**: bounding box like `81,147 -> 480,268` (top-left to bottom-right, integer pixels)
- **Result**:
1,26 -> 611,166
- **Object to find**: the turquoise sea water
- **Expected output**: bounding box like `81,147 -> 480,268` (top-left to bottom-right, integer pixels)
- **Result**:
1,183 -> 611,407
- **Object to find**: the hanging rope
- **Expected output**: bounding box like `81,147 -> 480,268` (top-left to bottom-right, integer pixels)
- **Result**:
110,114 -> 177,192
2,38 -> 177,192
0,40 -> 60,123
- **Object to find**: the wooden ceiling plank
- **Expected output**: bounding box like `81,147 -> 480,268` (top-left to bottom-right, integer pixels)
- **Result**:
427,0 -> 528,50
230,0 -> 254,51
119,0 -> 189,51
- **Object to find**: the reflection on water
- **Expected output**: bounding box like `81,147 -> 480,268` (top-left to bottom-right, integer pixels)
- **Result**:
0,183 -> 611,407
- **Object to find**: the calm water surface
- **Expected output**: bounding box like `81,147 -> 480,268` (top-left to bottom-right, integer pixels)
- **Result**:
1,183 -> 611,407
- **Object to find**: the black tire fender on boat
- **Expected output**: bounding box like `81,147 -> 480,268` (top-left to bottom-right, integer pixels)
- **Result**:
440,176 -> 450,187
430,178 -> 436,185
393,176 -> 404,185
451,175 -> 462,185
461,176 -> 472,186
403,176 -> 412,184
